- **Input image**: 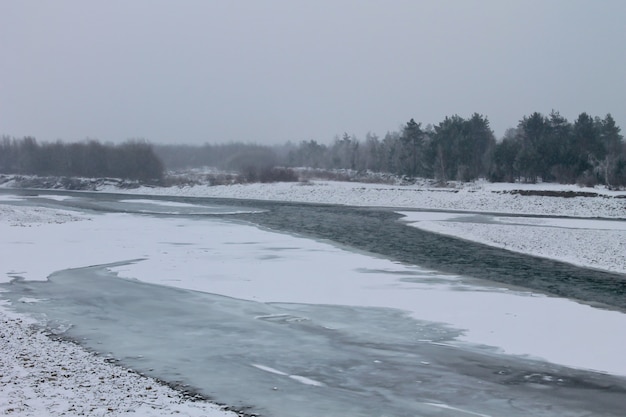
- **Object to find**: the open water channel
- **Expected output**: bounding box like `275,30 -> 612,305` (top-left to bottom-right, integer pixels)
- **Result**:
1,189 -> 626,416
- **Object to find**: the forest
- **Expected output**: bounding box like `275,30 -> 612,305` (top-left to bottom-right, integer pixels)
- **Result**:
156,111 -> 626,188
2,111 -> 625,188
0,138 -> 164,183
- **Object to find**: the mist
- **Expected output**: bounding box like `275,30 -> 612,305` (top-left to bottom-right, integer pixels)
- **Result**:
2,1 -> 626,145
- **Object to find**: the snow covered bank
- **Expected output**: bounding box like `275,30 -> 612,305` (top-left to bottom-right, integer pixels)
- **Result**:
0,304 -> 236,417
98,179 -> 626,218
399,212 -> 626,275
0,200 -> 89,226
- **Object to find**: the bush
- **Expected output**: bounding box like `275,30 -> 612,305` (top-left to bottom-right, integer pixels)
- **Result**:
258,167 -> 299,183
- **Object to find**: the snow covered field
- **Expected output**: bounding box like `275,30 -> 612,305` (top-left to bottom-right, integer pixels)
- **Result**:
1,180 -> 626,416
99,179 -> 626,218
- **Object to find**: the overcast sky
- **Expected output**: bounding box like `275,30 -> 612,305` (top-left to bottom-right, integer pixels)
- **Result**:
1,1 -> 625,145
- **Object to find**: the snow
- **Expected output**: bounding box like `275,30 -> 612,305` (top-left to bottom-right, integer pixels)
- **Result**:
1,180 -> 626,415
251,364 -> 325,387
399,212 -> 626,275
119,199 -> 202,208
423,402 -> 492,417
37,194 -> 73,202
99,179 -> 626,218
0,302 -> 236,417
0,203 -> 89,227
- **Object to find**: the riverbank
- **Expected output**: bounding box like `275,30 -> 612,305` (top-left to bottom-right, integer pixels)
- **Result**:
0,304 -> 237,417
99,178 -> 626,218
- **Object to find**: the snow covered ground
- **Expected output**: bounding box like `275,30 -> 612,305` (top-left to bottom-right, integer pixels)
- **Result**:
0,305 -> 237,417
1,180 -> 626,416
399,211 -> 626,275
98,179 -> 626,218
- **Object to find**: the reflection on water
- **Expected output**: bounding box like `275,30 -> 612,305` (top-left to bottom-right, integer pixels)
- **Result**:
3,264 -> 626,417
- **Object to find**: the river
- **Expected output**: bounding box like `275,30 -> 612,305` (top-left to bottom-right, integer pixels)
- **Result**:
1,189 -> 626,416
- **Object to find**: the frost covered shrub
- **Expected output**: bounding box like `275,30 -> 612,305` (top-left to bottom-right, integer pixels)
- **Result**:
577,171 -> 599,188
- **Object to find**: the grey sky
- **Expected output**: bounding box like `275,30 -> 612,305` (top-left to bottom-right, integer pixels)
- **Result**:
2,1 -> 625,145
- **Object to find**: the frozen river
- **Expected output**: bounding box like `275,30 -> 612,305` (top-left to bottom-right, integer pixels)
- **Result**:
2,190 -> 626,416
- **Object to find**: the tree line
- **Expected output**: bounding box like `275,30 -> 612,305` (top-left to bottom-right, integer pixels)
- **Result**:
0,137 -> 164,183
492,112 -> 624,186
155,113 -> 497,183
156,111 -> 626,187
2,110 -> 625,187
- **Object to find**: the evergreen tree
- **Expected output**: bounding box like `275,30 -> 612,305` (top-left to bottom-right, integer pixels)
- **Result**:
461,113 -> 496,181
596,114 -> 624,187
400,119 -> 424,177
432,115 -> 464,182
543,111 -> 572,182
515,112 -> 549,183
491,128 -> 522,182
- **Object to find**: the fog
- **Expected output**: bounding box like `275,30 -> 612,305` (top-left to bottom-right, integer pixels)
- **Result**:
1,1 -> 625,144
